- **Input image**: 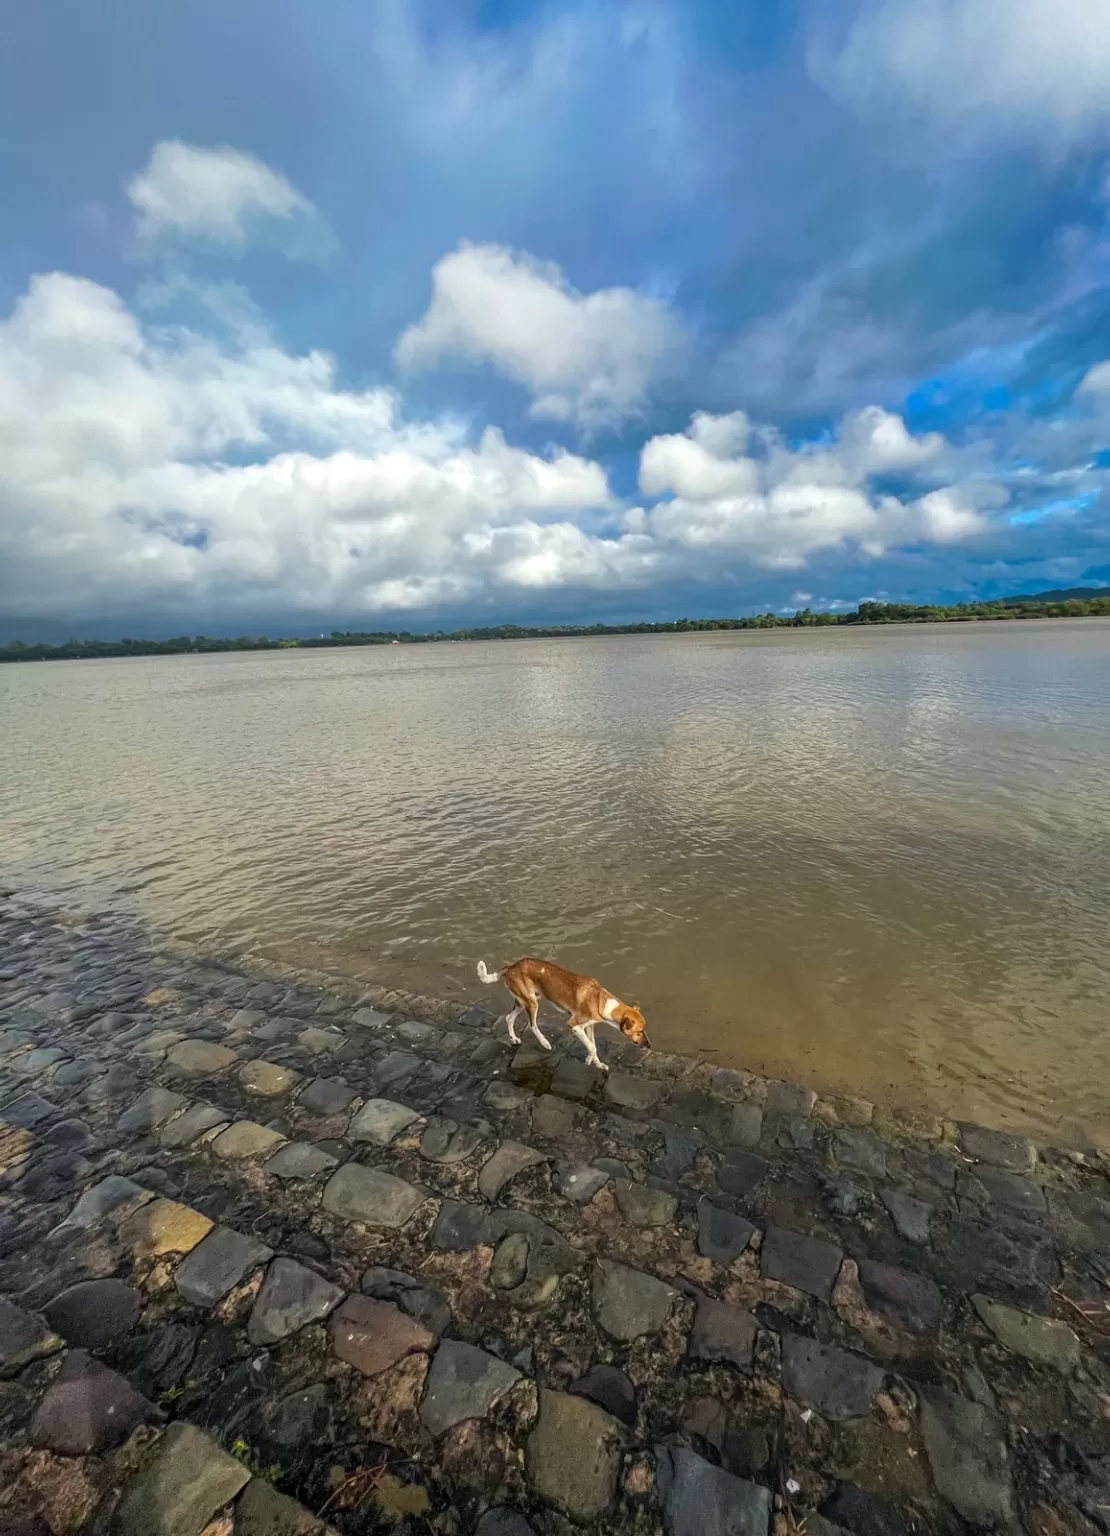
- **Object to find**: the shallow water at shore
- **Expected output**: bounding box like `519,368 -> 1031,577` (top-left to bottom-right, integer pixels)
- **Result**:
2,620 -> 1109,1139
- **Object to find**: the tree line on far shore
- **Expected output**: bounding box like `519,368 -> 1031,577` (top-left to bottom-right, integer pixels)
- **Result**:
3,589 -> 1109,663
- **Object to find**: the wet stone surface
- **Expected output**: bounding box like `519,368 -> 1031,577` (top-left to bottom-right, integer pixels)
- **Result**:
1,895 -> 1109,1536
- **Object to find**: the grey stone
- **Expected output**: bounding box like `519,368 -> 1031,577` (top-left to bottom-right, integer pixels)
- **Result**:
0,1297 -> 62,1376
532,1093 -> 580,1139
593,1259 -> 676,1340
229,1007 -> 268,1033
483,1080 -> 532,1111
959,1123 -> 1036,1172
491,1232 -> 531,1289
330,1293 -> 434,1375
920,1390 -> 1014,1528
114,1420 -> 250,1536
568,1363 -> 637,1426
53,1058 -> 106,1088
832,1128 -> 886,1179
298,1025 -> 346,1054
593,1157 -> 631,1178
942,1216 -> 1056,1301
663,1088 -> 734,1140
159,1102 -> 229,1148
165,1039 -> 238,1077
175,1226 -> 274,1307
782,1335 -> 883,1419
527,1387 -> 622,1520
551,1055 -> 600,1099
247,1257 -> 345,1344
689,1297 -> 758,1369
17,1046 -> 69,1074
431,1198 -> 494,1250
478,1140 -> 547,1200
233,1479 -> 328,1535
761,1226 -> 843,1302
348,1097 -> 422,1145
960,1164 -> 1047,1216
420,1339 -> 521,1435
321,1162 -> 425,1228
727,1102 -> 764,1147
211,1121 -> 287,1159
298,1076 -> 358,1116
374,1049 -> 422,1085
267,1383 -> 333,1449
972,1295 -> 1081,1373
652,1127 -> 702,1180
43,1117 -> 95,1151
265,1141 -> 339,1179
557,1162 -> 610,1203
117,1086 -> 188,1135
43,1278 -> 140,1349
698,1200 -> 756,1263
420,1116 -> 484,1163
30,1351 -> 151,1453
614,1178 -> 678,1226
881,1188 -> 932,1245
859,1260 -> 942,1335
353,1006 -> 391,1028
604,1071 -> 664,1114
764,1079 -> 816,1121
397,1019 -> 436,1044
0,1090 -> 57,1129
361,1267 -> 451,1336
51,1174 -> 151,1235
239,1059 -> 301,1096
656,1445 -> 771,1536
819,1487 -> 908,1536
475,1512 -> 537,1536
717,1150 -> 769,1199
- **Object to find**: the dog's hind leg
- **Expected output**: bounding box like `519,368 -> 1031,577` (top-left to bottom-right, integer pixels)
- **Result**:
504,1003 -> 524,1045
525,992 -> 552,1050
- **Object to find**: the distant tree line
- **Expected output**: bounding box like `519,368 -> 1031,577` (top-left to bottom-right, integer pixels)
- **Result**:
2,590 -> 1109,662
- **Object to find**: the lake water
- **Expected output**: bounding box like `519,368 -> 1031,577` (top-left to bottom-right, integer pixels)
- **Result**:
2,621 -> 1109,1141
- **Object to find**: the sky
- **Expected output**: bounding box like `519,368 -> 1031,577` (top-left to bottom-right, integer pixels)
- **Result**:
3,0 -> 1110,638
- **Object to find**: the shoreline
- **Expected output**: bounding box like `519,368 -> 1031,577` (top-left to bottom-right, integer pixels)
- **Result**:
3,891 -> 1110,1534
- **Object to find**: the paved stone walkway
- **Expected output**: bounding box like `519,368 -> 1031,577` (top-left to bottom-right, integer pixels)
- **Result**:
1,893 -> 1110,1535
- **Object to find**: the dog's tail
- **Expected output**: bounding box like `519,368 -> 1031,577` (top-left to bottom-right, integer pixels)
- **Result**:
477,960 -> 502,985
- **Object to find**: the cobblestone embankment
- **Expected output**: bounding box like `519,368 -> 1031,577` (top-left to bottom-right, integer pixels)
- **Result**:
1,894 -> 1109,1536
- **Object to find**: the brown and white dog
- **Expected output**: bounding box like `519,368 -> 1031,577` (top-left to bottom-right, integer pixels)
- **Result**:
477,957 -> 650,1070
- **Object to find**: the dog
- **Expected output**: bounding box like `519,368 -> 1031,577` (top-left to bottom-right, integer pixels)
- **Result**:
477,956 -> 650,1071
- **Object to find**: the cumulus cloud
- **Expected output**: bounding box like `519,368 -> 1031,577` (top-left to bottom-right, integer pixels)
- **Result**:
127,141 -> 332,258
639,407 -> 983,568
811,0 -> 1110,143
0,272 -> 626,623
394,241 -> 683,427
0,268 -> 1022,628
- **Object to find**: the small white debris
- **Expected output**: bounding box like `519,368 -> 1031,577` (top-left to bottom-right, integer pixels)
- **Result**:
786,1478 -> 801,1495
800,1408 -> 813,1424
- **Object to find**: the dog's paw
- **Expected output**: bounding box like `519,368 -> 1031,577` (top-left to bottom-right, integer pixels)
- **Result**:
540,1036 -> 553,1051
594,1060 -> 610,1072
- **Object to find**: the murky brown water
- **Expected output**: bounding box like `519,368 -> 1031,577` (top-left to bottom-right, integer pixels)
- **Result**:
2,622 -> 1109,1139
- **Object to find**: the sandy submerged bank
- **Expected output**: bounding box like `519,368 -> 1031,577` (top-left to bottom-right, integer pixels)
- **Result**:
1,893 -> 1109,1535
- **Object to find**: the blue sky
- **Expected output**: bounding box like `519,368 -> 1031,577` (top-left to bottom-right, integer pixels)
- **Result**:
3,0 -> 1110,636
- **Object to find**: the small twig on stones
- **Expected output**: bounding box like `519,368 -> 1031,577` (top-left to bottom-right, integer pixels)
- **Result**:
1051,1285 -> 1110,1335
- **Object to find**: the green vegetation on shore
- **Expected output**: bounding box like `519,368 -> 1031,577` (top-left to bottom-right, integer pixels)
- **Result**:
2,588 -> 1109,662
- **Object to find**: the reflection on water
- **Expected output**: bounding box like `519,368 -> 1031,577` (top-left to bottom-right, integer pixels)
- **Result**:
2,621 -> 1109,1140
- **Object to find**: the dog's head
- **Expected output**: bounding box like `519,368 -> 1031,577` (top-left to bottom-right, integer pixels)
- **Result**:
617,1003 -> 651,1050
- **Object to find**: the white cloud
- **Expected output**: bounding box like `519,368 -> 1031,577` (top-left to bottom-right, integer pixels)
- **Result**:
0,271 -> 1017,628
127,141 -> 330,258
0,272 -> 628,623
812,0 -> 1110,143
394,241 -> 683,427
639,407 -> 989,568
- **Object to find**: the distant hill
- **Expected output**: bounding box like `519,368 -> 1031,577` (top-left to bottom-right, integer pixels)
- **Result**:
1002,586 -> 1110,605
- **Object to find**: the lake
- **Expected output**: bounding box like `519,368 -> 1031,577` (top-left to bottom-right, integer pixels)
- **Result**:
2,620 -> 1109,1141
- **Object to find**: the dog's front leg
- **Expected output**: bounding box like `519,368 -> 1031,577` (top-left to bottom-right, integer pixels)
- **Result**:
572,1021 -> 608,1070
